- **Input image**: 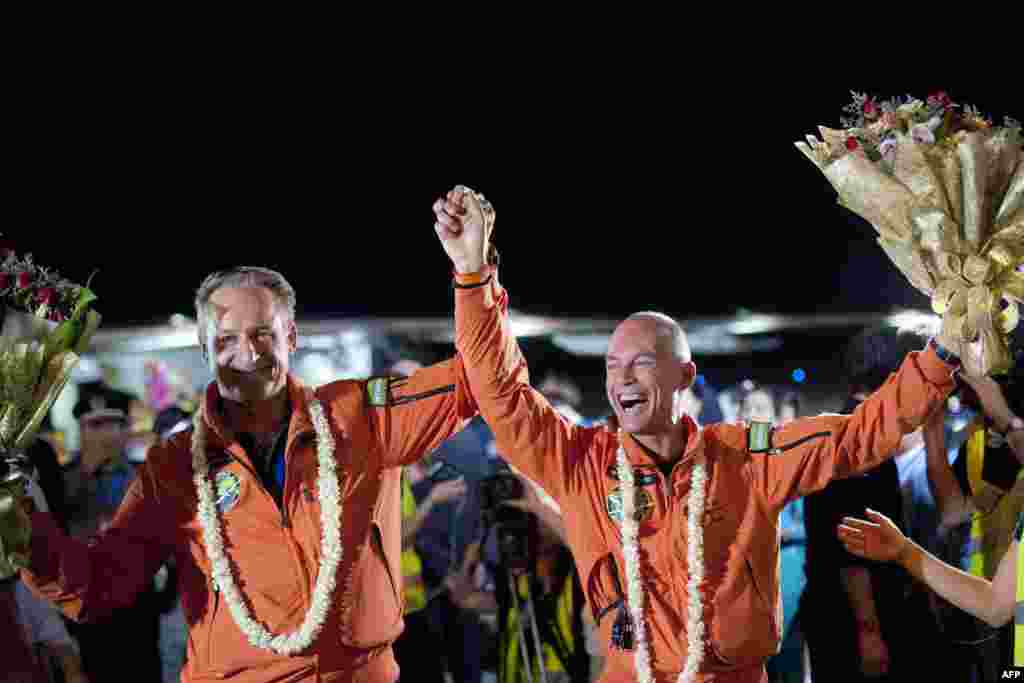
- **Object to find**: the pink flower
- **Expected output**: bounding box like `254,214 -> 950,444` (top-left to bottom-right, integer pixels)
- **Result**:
912,115 -> 943,144
17,272 -> 32,289
48,310 -> 65,323
36,287 -> 55,305
0,273 -> 10,289
862,99 -> 880,119
911,125 -> 935,144
929,91 -> 952,109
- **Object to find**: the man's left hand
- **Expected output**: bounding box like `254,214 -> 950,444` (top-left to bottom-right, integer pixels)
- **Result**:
433,186 -> 495,274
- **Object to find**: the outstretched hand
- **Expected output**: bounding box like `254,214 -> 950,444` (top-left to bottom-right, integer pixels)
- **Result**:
837,508 -> 909,564
433,186 -> 495,274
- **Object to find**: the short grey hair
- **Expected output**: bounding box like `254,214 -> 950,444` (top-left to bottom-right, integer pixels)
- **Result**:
625,311 -> 691,363
195,266 -> 297,349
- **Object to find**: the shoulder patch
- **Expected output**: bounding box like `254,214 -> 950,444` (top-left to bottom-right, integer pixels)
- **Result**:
747,421 -> 774,453
366,377 -> 390,407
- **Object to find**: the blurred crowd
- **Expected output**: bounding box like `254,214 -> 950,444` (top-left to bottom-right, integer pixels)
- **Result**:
4,322 -> 1023,683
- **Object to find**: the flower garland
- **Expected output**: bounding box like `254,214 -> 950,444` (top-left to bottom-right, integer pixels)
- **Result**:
616,436 -> 707,682
191,398 -> 342,655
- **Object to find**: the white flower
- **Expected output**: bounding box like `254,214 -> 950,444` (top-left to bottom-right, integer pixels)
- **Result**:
190,397 -> 342,655
616,436 -> 707,683
879,136 -> 899,163
898,99 -> 924,115
911,115 -> 943,144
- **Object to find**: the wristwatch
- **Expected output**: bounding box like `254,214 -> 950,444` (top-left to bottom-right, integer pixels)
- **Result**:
928,338 -> 961,367
1003,416 -> 1024,437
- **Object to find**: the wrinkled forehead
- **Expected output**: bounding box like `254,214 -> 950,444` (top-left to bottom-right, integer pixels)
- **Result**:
606,319 -> 664,359
206,287 -> 287,334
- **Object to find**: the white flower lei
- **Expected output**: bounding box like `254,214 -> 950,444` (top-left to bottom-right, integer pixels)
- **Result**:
616,436 -> 707,683
191,398 -> 342,655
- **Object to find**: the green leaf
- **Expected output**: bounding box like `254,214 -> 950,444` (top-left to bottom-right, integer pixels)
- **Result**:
47,319 -> 82,356
72,287 -> 97,320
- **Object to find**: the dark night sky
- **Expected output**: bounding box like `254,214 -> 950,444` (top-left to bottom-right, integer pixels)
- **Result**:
7,78 -> 1015,329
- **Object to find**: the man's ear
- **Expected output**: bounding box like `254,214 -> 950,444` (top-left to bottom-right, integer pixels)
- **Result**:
680,360 -> 697,391
287,319 -> 298,353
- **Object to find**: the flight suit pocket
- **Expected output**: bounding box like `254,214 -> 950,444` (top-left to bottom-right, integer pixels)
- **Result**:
342,520 -> 403,648
586,553 -> 624,628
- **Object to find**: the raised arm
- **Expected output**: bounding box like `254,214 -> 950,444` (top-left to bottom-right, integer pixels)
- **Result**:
747,342 -> 959,510
435,186 -> 587,502
364,357 -> 478,468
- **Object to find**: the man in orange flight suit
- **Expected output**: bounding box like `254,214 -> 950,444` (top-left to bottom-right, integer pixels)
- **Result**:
432,187 -> 963,682
11,266 -> 477,682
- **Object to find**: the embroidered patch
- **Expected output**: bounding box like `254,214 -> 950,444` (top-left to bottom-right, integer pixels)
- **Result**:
214,472 -> 242,514
748,421 -> 773,453
366,378 -> 389,407
605,465 -> 660,487
606,485 -> 655,524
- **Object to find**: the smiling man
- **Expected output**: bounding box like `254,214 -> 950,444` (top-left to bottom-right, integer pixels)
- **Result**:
434,186 -> 965,683
12,266 -> 478,682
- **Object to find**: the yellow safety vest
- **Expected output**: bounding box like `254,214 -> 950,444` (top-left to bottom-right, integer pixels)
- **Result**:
501,571 -> 577,683
1014,512 -> 1024,666
965,419 -> 1024,580
401,472 -> 427,614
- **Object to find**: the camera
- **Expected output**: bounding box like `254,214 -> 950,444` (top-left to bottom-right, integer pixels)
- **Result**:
492,505 -> 537,574
479,469 -> 524,517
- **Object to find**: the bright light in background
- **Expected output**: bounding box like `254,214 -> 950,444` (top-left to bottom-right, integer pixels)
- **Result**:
726,314 -> 785,336
296,352 -> 338,387
332,330 -> 373,380
792,368 -> 807,384
886,310 -> 941,334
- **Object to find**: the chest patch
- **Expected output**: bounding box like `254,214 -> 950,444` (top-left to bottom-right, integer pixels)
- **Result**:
606,484 -> 655,524
214,471 -> 242,514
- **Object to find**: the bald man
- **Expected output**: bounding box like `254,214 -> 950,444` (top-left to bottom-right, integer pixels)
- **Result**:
432,187 -> 962,683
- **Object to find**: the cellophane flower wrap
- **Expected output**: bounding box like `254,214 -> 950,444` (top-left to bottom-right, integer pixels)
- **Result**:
797,92 -> 1022,375
0,237 -> 100,577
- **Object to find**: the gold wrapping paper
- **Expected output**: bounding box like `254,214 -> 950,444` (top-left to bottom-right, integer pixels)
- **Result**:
797,125 -> 1023,375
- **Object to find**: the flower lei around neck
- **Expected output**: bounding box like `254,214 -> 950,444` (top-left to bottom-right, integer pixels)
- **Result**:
615,433 -> 707,683
191,398 -> 342,655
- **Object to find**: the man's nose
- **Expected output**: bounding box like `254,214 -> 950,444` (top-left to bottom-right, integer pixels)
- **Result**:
238,336 -> 262,365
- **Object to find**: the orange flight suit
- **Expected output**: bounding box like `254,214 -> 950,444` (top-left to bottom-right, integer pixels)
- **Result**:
454,268 -> 958,682
22,363 -> 475,682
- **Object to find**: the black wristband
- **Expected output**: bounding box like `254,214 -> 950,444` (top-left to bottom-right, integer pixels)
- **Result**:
928,337 -> 962,367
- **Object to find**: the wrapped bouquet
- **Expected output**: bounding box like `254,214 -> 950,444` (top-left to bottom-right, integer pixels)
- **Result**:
1,236 -> 100,577
797,92 -> 1022,375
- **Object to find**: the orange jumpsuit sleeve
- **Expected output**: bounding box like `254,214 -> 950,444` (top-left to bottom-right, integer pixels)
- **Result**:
746,345 -> 958,512
454,269 -> 586,503
20,459 -> 175,622
368,356 -> 479,468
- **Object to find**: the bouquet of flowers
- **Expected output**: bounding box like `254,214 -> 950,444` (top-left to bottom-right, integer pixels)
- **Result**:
796,92 -> 1022,375
1,235 -> 101,578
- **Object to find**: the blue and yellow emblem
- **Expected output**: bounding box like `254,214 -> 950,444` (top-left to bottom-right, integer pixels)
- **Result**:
606,485 -> 655,524
214,471 -> 242,514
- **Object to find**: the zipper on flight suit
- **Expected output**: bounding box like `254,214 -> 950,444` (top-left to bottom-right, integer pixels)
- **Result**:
761,431 -> 831,455
279,433 -> 315,608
